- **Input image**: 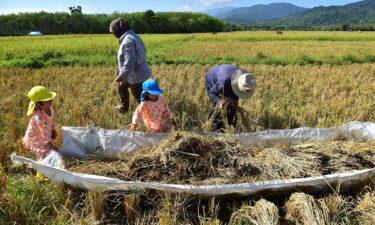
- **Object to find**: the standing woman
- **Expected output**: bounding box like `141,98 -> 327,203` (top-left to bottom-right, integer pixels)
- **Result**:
110,18 -> 152,114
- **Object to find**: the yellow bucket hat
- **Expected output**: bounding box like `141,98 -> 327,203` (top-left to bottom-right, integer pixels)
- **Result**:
27,86 -> 56,116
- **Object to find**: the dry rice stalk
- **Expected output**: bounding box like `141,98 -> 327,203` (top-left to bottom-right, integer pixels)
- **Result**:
0,163 -> 8,194
229,205 -> 253,225
258,147 -> 321,179
320,195 -> 354,225
88,190 -> 106,221
120,132 -> 261,184
222,98 -> 253,132
134,211 -> 157,225
158,193 -> 188,225
285,192 -> 332,225
124,194 -> 141,224
355,191 -> 375,224
229,199 -> 279,225
199,197 -> 221,225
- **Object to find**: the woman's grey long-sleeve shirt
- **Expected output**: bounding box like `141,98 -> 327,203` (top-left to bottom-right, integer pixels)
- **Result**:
117,30 -> 152,84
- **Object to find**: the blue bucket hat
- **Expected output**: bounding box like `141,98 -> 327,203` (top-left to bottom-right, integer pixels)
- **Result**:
140,79 -> 164,102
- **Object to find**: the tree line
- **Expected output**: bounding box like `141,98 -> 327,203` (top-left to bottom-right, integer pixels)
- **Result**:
0,9 -> 226,36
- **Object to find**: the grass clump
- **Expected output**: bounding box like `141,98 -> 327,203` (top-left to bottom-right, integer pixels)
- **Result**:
2,175 -> 66,225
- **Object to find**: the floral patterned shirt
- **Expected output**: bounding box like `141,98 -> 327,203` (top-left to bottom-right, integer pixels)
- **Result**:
23,107 -> 56,158
132,95 -> 173,132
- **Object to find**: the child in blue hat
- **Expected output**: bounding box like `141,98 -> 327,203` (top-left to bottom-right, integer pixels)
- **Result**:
130,79 -> 173,132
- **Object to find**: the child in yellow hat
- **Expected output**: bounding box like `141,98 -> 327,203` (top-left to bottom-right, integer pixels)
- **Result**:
23,86 -> 57,180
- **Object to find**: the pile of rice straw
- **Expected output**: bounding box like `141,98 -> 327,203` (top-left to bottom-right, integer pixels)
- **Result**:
67,132 -> 374,184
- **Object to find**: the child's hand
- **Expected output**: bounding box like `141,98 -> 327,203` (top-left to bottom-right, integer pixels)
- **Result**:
129,124 -> 137,132
51,129 -> 57,140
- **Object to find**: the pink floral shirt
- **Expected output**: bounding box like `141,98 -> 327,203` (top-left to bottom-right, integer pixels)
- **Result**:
23,107 -> 56,158
132,95 -> 173,132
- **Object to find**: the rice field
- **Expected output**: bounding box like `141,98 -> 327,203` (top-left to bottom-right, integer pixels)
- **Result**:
2,31 -> 375,68
0,31 -> 375,224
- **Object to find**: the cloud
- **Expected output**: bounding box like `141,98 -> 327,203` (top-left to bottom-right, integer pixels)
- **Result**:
198,0 -> 233,7
0,5 -> 112,15
0,7 -> 68,14
177,0 -> 234,12
177,5 -> 192,12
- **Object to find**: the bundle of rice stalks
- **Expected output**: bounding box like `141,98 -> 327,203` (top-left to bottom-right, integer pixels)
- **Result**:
320,195 -> 353,224
285,193 -> 330,225
285,192 -> 352,225
355,191 -> 375,224
67,132 -> 374,185
229,199 -> 279,225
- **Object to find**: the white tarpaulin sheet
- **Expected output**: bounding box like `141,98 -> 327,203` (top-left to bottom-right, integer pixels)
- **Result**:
10,154 -> 375,196
60,121 -> 375,159
12,121 -> 375,196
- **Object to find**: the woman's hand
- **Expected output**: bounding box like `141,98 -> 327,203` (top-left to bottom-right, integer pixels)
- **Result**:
216,100 -> 224,110
115,75 -> 124,83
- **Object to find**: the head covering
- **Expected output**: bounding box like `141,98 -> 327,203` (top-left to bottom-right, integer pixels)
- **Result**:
109,18 -> 131,38
140,79 -> 164,102
231,69 -> 256,99
27,86 -> 56,116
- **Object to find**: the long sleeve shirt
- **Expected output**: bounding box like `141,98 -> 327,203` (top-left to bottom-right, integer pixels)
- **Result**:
118,30 -> 152,84
132,95 -> 173,132
23,107 -> 56,158
205,64 -> 239,104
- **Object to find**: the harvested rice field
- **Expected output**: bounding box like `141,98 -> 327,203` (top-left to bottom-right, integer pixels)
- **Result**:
1,32 -> 375,224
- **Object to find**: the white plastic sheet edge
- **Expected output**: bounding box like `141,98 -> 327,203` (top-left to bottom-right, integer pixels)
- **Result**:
11,154 -> 375,196
60,121 -> 375,158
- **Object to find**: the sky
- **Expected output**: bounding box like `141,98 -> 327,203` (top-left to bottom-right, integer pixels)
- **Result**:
0,0 -> 361,14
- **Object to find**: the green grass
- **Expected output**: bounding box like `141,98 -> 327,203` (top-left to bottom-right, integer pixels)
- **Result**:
1,175 -> 68,225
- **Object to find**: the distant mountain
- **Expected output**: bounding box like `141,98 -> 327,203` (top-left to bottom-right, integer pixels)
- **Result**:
268,0 -> 375,26
202,7 -> 235,17
217,3 -> 309,24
